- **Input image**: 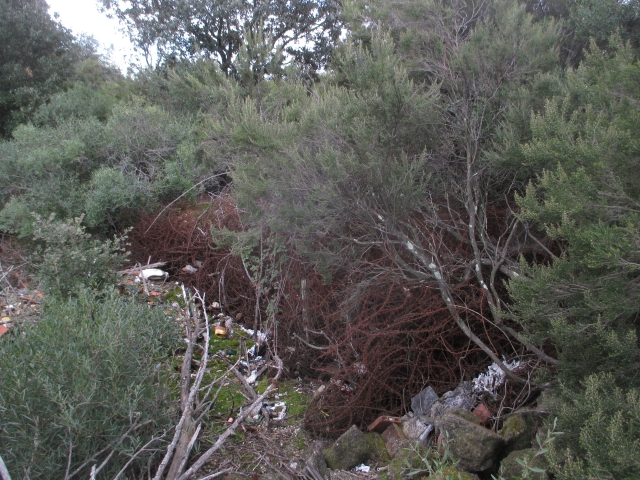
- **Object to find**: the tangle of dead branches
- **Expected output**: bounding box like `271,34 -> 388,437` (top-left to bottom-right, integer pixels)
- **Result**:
127,195 -> 553,437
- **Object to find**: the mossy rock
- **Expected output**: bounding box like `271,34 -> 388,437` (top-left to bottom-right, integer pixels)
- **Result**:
366,431 -> 391,464
499,412 -> 536,453
387,445 -> 428,480
438,412 -> 506,472
429,467 -> 479,479
303,440 -> 329,478
448,407 -> 481,425
324,425 -> 372,470
499,448 -> 549,479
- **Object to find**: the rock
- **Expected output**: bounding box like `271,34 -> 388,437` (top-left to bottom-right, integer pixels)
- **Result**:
431,382 -> 476,417
323,425 -> 372,470
430,467 -> 480,479
382,424 -> 407,459
402,415 -> 428,440
303,440 -> 329,479
437,411 -> 506,472
499,412 -> 536,453
499,448 -> 549,479
365,432 -> 390,464
387,445 -> 428,480
447,407 -> 481,425
411,385 -> 439,415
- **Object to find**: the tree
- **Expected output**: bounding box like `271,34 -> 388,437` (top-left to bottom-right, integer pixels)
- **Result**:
228,0 -> 561,382
99,0 -> 344,78
506,37 -> 640,478
0,0 -> 84,137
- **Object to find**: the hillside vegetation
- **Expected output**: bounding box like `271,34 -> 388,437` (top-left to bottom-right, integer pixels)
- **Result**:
1,0 -> 640,478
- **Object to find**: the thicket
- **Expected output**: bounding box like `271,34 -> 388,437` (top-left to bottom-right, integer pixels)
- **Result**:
1,0 -> 640,478
0,290 -> 180,478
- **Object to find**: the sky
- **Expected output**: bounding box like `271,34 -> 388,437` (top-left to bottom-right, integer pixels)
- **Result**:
47,0 -> 141,72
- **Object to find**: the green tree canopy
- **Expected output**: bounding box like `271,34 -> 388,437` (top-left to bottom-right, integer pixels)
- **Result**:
100,0 -> 344,77
0,0 -> 86,137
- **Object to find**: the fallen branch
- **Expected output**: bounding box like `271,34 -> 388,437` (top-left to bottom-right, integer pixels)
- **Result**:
0,454 -> 12,480
176,355 -> 284,480
153,289 -> 211,480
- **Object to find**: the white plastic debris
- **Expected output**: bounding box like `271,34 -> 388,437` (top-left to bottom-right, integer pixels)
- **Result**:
290,462 -> 298,470
267,401 -> 287,421
240,326 -> 267,343
473,358 -> 521,395
354,464 -> 370,473
139,269 -> 168,281
211,301 -> 221,308
246,370 -> 258,384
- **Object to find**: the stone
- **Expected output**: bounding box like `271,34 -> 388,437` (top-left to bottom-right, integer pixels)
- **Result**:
402,415 -> 428,440
365,432 -> 391,464
437,411 -> 507,472
387,445 -> 427,480
323,425 -> 372,470
431,382 -> 476,418
499,448 -> 549,479
303,440 -> 329,479
382,424 -> 408,459
499,412 -> 536,453
446,407 -> 481,425
430,467 -> 480,479
411,385 -> 439,415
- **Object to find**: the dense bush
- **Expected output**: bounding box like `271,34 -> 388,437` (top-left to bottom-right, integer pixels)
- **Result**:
30,214 -> 128,298
0,290 -> 180,478
506,37 -> 640,478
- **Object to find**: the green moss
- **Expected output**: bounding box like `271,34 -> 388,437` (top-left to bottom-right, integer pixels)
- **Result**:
293,428 -> 308,451
366,432 -> 391,465
499,412 -> 535,452
388,446 -> 427,480
163,285 -> 186,308
429,466 -> 478,479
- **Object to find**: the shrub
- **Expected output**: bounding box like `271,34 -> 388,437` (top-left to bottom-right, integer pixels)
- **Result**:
0,290 -> 180,479
31,214 -> 128,298
548,374 -> 640,479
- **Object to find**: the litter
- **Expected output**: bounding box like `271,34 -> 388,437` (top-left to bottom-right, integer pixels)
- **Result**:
139,269 -> 168,281
240,326 -> 267,343
473,358 -> 521,395
354,464 -> 370,473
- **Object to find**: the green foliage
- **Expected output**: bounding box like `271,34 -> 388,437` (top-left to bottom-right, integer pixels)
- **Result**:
0,95 -> 208,233
30,214 -> 129,298
229,34 -> 438,262
548,375 -> 640,479
507,35 -> 640,478
0,290 -> 180,478
0,119 -> 106,236
100,0 -> 343,78
0,0 -> 89,137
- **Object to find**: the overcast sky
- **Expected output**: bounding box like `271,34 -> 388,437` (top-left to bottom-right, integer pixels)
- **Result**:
47,0 -> 140,72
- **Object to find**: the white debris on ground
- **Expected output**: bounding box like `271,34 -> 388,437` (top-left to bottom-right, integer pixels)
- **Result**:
267,401 -> 287,421
240,326 -> 268,343
138,268 -> 168,280
354,464 -> 370,473
472,358 -> 521,395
